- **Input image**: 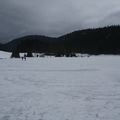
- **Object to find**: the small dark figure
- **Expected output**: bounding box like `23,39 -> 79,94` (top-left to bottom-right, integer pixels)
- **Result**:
24,54 -> 27,60
37,54 -> 39,57
24,57 -> 26,61
22,57 -> 24,60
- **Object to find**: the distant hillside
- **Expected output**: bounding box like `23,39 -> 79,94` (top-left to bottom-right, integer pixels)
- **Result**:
59,25 -> 120,54
0,43 -> 3,50
0,35 -> 58,52
1,25 -> 120,55
0,43 -> 2,47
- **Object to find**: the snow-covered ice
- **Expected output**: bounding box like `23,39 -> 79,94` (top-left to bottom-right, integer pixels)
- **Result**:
0,53 -> 120,120
0,51 -> 11,59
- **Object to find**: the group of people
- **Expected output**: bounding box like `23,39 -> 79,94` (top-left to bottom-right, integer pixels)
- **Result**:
21,54 -> 27,61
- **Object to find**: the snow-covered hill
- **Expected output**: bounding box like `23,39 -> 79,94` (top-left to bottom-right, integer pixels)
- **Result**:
0,56 -> 120,120
0,51 -> 11,59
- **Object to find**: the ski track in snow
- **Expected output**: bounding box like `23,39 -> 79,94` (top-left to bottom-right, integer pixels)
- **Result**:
0,56 -> 120,120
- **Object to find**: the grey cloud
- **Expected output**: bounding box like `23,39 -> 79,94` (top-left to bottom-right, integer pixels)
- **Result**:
98,11 -> 120,27
0,0 -> 34,43
0,0 -> 120,43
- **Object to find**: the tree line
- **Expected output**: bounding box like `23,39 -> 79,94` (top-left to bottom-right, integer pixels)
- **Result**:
1,25 -> 120,58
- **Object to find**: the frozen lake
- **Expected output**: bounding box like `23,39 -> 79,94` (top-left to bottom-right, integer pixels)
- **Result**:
0,56 -> 120,120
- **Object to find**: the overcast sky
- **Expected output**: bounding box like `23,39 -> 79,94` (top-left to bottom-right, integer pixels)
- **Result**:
0,0 -> 120,43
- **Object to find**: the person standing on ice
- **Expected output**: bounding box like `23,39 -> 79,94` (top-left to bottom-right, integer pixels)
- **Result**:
22,54 -> 27,61
24,54 -> 27,61
22,56 -> 24,60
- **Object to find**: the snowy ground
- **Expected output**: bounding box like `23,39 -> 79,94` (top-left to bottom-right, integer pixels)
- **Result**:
0,53 -> 120,120
0,51 -> 11,59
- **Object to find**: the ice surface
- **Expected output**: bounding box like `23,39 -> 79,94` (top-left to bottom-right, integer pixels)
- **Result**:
0,52 -> 120,120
